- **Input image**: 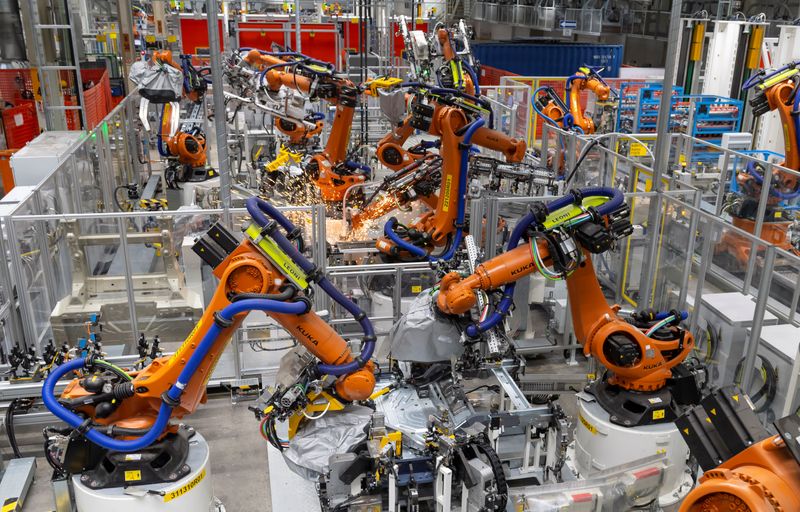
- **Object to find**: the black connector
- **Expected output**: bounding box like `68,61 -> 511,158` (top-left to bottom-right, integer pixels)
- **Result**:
409,101 -> 434,131
574,222 -> 614,253
207,223 -> 240,254
528,202 -> 548,225
192,237 -> 226,269
749,91 -> 771,117
603,334 -> 641,367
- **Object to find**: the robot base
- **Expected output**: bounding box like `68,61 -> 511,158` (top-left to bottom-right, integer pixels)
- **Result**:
569,395 -> 693,510
72,432 -> 220,512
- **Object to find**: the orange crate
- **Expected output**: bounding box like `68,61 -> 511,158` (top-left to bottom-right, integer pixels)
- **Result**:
0,149 -> 17,196
2,103 -> 39,149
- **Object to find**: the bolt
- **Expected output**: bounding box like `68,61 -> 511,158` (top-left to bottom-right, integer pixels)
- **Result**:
81,474 -> 89,481
168,473 -> 177,480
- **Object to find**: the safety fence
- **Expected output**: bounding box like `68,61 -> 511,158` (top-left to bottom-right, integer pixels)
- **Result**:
500,74 -> 655,146
473,3 -> 604,34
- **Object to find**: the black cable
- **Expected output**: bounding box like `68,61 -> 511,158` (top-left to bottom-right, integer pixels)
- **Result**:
230,286 -> 297,302
463,384 -> 500,395
6,399 -> 21,458
565,138 -> 601,185
113,185 -> 131,212
734,356 -> 777,414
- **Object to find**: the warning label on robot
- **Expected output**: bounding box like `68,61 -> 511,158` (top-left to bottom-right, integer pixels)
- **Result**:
163,468 -> 207,503
578,413 -> 597,435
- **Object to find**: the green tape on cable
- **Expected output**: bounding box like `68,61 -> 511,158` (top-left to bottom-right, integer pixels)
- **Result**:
245,224 -> 309,290
542,196 -> 609,230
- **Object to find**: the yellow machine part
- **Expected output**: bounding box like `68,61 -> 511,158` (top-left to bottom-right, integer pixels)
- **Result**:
287,391 -> 345,438
689,22 -> 706,62
746,25 -> 765,69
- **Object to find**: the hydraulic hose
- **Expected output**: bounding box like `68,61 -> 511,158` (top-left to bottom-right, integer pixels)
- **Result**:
465,187 -> 623,337
42,298 -> 309,452
654,310 -> 689,321
383,117 -> 485,262
344,160 -> 372,178
795,87 -> 800,172
745,161 -> 800,200
462,61 -> 481,96
437,117 -> 485,261
245,197 -> 376,376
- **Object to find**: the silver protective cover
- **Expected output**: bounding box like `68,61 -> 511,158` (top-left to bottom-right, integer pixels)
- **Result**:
383,289 -> 464,363
281,405 -> 373,480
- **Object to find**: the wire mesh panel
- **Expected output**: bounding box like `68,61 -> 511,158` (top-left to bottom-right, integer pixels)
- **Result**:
2,103 -> 39,149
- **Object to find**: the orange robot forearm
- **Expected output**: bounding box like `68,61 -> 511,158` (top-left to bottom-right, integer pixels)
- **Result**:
436,28 -> 475,96
437,243 -> 545,314
765,81 -> 799,179
680,435 -> 800,512
153,50 -> 181,70
244,49 -> 288,70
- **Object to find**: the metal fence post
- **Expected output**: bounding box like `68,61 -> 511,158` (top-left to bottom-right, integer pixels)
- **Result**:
742,245 -> 776,391
206,0 -> 232,225
117,217 -> 140,343
677,190 -> 702,309
689,219 -> 719,337
743,161 -> 774,294
640,0 -> 682,309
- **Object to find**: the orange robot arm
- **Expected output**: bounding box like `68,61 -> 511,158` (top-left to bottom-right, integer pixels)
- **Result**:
436,28 -> 475,96
568,69 -> 611,134
50,201 -> 375,445
243,48 -> 366,202
153,50 -> 181,70
436,190 -> 692,392
376,102 -> 526,259
744,76 -> 800,196
680,434 -> 800,512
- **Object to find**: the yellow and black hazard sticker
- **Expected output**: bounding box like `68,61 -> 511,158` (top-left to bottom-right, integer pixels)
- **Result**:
578,412 -> 597,435
652,409 -> 665,420
164,468 -> 206,503
2,498 -> 20,512
139,198 -> 168,210
124,470 -> 142,482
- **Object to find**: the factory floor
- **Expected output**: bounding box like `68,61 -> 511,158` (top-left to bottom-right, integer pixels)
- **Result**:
16,394 -> 271,511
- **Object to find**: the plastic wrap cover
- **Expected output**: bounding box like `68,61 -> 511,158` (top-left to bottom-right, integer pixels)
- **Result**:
129,60 -> 183,103
381,289 -> 464,363
514,453 -> 667,511
378,88 -> 408,126
281,405 -> 373,480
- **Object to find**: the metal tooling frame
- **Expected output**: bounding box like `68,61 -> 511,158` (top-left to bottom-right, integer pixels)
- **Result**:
0,458 -> 36,511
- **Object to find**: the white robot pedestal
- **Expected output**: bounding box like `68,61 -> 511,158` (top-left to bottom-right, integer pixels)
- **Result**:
568,395 -> 693,510
72,432 -> 220,512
